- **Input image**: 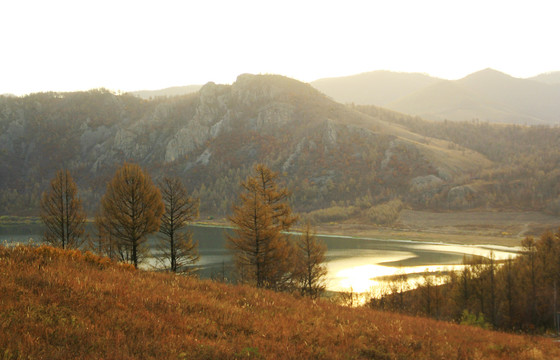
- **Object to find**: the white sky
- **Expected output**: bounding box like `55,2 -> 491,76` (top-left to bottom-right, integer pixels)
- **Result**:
1,0 -> 559,95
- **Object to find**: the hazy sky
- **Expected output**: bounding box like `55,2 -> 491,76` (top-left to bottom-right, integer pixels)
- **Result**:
1,0 -> 558,95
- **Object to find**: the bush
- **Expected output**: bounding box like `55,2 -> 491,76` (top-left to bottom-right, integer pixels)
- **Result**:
460,309 -> 492,330
305,206 -> 359,223
366,199 -> 403,225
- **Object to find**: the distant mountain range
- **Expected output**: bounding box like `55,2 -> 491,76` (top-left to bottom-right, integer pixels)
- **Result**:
311,69 -> 560,125
126,69 -> 560,125
310,71 -> 441,107
529,71 -> 560,85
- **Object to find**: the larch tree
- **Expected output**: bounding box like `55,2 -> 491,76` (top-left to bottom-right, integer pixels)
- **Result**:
98,163 -> 164,268
295,222 -> 327,298
158,176 -> 200,273
227,164 -> 298,290
92,209 -> 131,262
40,169 -> 86,249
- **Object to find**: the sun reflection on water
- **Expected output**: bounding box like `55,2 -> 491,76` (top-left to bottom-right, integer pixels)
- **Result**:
326,241 -> 519,301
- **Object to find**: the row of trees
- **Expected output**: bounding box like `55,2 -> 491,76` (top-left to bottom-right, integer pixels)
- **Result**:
41,164 -> 200,273
369,229 -> 560,332
40,163 -> 328,297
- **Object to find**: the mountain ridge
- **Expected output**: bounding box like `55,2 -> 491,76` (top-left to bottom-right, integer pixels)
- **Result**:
530,71 -> 560,85
312,68 -> 560,125
310,70 -> 440,106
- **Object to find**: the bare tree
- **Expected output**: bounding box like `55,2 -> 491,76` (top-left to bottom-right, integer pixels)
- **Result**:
158,177 -> 200,273
98,163 -> 164,268
389,268 -> 409,311
92,210 -> 131,262
295,223 -> 327,298
40,169 -> 86,249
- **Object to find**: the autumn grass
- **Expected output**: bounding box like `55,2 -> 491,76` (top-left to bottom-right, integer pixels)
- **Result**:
1,245 -> 559,359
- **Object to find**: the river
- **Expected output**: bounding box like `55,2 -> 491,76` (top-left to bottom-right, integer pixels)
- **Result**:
0,223 -> 520,295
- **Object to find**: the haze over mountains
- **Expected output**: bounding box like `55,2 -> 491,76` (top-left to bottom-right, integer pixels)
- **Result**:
529,71 -> 560,85
126,68 -> 560,125
311,69 -> 560,125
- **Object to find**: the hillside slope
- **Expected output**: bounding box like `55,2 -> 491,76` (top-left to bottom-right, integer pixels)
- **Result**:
1,245 -> 558,360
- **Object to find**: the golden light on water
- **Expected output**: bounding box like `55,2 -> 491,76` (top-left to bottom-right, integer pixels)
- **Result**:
336,265 -> 392,293
329,263 -> 463,294
326,243 -> 520,298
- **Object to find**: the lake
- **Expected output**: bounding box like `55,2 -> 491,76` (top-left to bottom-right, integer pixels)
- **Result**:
0,223 -> 520,294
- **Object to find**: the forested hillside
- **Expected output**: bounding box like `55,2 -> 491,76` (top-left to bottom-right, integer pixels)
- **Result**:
1,74 -> 559,221
357,105 -> 560,215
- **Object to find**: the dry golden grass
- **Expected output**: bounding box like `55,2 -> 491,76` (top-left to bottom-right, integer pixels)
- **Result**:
1,245 -> 559,359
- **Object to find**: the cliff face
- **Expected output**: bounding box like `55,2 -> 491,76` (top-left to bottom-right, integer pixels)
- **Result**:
0,75 -> 489,216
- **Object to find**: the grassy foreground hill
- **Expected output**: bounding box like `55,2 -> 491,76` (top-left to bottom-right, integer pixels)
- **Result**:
1,245 -> 558,359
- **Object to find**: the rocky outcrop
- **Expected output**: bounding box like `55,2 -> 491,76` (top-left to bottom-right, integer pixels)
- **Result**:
79,124 -> 113,155
322,120 -> 337,147
165,122 -> 210,162
253,103 -> 295,130
164,82 -> 230,162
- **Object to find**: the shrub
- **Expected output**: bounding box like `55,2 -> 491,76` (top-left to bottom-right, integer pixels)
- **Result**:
460,309 -> 492,330
305,206 -> 359,223
366,199 -> 403,225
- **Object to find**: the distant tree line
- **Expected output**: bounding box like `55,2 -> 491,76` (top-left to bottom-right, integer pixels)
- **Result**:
369,228 -> 560,332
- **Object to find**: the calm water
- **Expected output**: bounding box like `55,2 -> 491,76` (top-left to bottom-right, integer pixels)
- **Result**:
0,223 -> 519,293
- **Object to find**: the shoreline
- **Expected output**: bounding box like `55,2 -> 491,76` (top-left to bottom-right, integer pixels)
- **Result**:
2,211 -> 544,249
194,219 -> 523,248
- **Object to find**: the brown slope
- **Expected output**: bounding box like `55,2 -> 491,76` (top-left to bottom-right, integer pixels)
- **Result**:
2,244 -> 559,360
339,103 -> 492,178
